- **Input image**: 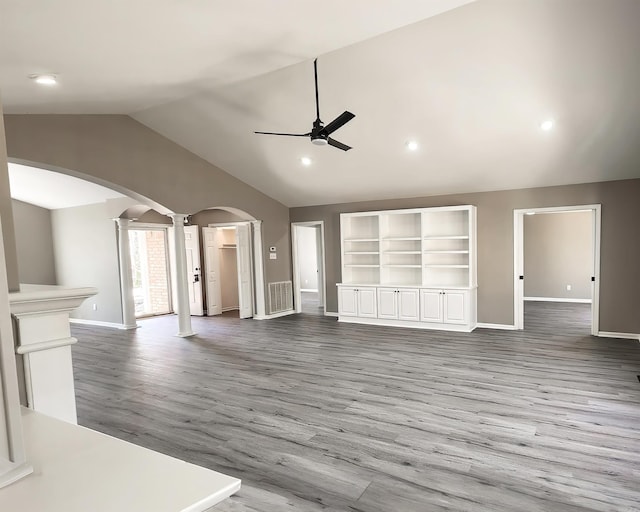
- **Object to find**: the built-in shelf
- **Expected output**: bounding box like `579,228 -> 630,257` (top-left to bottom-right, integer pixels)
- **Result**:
423,235 -> 469,240
424,264 -> 469,268
423,250 -> 469,254
339,205 -> 477,332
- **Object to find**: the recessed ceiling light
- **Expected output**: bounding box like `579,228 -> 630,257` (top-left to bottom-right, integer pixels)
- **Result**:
29,74 -> 57,85
540,119 -> 554,131
300,156 -> 312,167
406,140 -> 419,151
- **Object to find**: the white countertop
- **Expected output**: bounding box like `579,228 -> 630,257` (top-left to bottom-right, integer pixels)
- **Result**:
0,409 -> 240,512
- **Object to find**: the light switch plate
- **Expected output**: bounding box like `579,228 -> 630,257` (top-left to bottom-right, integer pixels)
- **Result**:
270,253 -> 277,259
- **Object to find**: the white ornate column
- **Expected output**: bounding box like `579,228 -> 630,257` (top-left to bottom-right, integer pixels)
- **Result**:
169,214 -> 195,337
114,218 -> 138,329
10,285 -> 98,425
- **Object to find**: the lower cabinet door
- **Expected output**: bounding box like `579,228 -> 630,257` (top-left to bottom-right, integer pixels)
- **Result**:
357,287 -> 378,318
397,288 -> 420,321
420,289 -> 443,323
338,287 -> 358,317
377,288 -> 398,319
443,290 -> 468,324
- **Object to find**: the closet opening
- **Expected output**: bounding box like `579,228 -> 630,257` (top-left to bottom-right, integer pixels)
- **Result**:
202,223 -> 254,319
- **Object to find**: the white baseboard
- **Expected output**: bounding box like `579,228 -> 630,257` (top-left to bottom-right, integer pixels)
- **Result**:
597,331 -> 640,341
300,288 -> 319,293
69,318 -> 138,330
222,306 -> 239,313
476,322 -> 517,330
324,311 -> 339,318
253,309 -> 295,320
524,297 -> 592,304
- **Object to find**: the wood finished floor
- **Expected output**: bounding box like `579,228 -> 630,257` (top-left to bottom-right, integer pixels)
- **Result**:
70,303 -> 640,512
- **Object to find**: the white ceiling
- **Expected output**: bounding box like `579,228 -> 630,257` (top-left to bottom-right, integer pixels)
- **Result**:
8,163 -> 124,209
2,0 -> 640,207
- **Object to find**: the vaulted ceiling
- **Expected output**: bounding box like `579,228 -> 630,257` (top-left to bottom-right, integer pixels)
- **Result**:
2,0 -> 639,207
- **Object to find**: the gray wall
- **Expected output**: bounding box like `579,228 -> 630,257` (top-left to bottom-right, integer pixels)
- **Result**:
0,100 -> 19,291
11,199 -> 56,285
297,226 -> 318,291
524,211 -> 593,300
3,114 -> 292,294
290,179 -> 640,334
51,203 -> 122,324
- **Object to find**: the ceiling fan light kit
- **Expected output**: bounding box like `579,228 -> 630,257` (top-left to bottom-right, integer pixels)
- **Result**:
255,58 -> 355,151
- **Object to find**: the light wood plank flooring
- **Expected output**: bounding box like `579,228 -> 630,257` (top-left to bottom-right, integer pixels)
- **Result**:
71,303 -> 640,511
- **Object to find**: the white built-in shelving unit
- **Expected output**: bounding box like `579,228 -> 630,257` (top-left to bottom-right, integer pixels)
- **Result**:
337,205 -> 477,332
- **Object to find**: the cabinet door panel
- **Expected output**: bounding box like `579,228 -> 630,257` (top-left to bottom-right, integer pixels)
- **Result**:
357,287 -> 378,318
420,290 -> 443,323
444,291 -> 467,324
377,288 -> 398,319
398,289 -> 420,321
338,287 -> 358,317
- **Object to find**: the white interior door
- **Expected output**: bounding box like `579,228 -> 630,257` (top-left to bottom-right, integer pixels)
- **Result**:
235,223 -> 254,319
203,227 -> 222,316
184,225 -> 203,316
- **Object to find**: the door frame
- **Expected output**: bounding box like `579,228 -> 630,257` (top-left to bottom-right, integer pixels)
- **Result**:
513,204 -> 601,335
127,222 -> 173,316
291,221 -> 327,315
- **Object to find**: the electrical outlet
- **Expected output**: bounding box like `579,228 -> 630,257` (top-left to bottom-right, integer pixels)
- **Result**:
566,284 -> 571,291
269,253 -> 277,260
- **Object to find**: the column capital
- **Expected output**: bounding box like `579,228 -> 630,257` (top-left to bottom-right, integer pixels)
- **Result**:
113,217 -> 134,229
167,213 -> 189,225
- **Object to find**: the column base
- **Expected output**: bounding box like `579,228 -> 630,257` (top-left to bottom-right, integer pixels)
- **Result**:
176,331 -> 196,338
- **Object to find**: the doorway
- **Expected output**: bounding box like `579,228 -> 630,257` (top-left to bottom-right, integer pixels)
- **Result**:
202,223 -> 254,319
128,228 -> 172,317
291,222 -> 326,315
514,205 -> 601,335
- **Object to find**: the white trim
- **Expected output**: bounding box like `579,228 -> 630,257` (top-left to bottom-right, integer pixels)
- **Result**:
338,316 -> 475,332
300,288 -> 319,293
324,311 -> 339,318
222,306 -> 239,313
253,309 -> 295,320
69,318 -> 138,330
476,322 -> 517,330
128,222 -> 172,230
16,337 -> 77,355
514,204 -> 601,335
524,297 -> 592,303
597,331 -> 640,341
291,221 -> 327,316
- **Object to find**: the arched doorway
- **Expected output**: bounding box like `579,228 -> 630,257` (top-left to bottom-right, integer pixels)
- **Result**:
184,207 -> 266,320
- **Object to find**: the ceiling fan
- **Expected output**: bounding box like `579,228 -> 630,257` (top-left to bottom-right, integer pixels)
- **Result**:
255,59 -> 355,151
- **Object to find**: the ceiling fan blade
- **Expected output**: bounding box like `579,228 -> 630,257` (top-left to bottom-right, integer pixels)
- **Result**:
323,111 -> 355,135
327,137 -> 352,151
254,131 -> 310,137
314,58 -> 320,122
